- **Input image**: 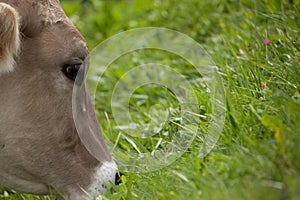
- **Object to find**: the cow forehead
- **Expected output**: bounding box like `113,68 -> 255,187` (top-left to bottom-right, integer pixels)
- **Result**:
2,0 -> 75,37
35,0 -> 71,25
36,0 -> 86,46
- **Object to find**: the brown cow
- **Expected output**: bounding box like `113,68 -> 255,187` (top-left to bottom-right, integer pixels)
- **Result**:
0,1 -> 118,199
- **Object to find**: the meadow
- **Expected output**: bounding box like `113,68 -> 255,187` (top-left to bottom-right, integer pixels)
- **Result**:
1,0 -> 299,199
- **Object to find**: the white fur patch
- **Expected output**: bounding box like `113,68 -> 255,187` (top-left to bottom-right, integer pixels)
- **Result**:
89,161 -> 117,195
75,161 -> 118,200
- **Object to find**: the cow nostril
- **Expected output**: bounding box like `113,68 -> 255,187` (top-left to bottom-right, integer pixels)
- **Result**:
115,172 -> 122,185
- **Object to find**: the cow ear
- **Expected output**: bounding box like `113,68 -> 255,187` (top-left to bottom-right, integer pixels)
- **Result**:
0,3 -> 20,75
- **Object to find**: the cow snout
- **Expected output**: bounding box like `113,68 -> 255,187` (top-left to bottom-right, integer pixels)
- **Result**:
88,161 -> 118,196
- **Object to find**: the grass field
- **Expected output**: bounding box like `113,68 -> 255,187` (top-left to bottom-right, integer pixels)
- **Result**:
1,0 -> 300,199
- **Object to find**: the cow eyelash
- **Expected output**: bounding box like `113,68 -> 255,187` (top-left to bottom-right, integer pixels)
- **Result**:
62,63 -> 81,81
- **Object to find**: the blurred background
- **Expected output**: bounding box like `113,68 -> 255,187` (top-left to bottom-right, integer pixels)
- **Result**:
59,1 -> 300,199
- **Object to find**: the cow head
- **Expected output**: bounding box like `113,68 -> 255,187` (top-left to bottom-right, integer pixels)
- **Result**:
0,0 -> 118,199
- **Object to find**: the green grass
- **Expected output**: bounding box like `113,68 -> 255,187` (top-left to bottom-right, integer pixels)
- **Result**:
1,0 -> 300,199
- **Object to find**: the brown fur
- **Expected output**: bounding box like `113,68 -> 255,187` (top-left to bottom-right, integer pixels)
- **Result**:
0,1 -> 115,199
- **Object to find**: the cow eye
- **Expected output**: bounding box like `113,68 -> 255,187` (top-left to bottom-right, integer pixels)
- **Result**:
62,63 -> 81,81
